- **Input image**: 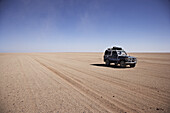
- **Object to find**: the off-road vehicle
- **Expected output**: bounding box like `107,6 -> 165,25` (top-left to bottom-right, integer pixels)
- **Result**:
104,46 -> 137,68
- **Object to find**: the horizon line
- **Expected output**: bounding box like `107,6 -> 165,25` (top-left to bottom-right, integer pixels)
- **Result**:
0,51 -> 170,54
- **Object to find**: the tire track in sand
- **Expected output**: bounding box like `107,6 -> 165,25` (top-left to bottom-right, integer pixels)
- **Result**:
34,58 -> 136,113
39,56 -> 170,106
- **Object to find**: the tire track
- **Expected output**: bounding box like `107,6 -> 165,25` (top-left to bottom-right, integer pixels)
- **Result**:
34,58 -> 137,113
27,56 -> 102,113
37,56 -> 170,113
39,56 -> 170,106
17,56 -> 39,112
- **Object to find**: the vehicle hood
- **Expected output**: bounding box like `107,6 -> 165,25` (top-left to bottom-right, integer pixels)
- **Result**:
118,56 -> 128,58
118,56 -> 136,59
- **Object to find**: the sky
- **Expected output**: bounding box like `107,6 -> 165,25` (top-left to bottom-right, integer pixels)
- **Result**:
0,0 -> 170,52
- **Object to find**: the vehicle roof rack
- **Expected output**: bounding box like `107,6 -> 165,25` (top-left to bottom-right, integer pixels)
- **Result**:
112,46 -> 122,50
107,46 -> 123,51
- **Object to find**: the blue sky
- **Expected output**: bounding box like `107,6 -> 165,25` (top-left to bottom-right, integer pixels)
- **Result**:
0,0 -> 170,52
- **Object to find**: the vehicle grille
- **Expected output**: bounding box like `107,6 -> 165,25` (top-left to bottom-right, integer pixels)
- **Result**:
129,58 -> 136,62
132,58 -> 136,62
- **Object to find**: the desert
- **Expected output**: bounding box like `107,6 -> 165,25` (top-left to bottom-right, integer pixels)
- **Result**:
0,53 -> 170,113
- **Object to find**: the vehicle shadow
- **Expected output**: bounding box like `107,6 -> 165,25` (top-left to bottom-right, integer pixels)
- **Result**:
91,64 -> 131,69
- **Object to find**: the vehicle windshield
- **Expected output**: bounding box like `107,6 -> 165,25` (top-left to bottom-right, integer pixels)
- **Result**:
117,50 -> 127,56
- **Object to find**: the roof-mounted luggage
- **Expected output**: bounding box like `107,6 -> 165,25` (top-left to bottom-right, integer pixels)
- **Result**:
112,46 -> 122,50
107,46 -> 123,50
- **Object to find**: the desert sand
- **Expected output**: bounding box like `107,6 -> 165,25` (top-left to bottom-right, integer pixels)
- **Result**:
0,53 -> 170,113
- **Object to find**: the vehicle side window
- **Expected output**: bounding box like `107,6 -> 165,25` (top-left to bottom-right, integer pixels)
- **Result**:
108,51 -> 111,55
104,50 -> 108,55
112,51 -> 117,56
105,50 -> 111,56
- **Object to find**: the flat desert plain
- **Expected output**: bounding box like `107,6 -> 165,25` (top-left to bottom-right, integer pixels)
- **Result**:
0,53 -> 170,113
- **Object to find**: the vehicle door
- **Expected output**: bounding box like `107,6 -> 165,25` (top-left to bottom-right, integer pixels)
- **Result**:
110,51 -> 118,62
104,50 -> 112,60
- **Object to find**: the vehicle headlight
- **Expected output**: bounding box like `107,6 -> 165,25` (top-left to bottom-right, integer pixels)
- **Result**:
125,58 -> 130,61
132,58 -> 137,62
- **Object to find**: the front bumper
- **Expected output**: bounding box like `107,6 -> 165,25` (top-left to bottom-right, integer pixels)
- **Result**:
125,61 -> 137,65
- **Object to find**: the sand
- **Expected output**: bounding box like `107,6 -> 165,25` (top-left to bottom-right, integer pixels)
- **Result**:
0,53 -> 170,113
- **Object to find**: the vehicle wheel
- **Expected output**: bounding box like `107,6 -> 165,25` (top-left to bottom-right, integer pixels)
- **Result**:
120,61 -> 126,68
106,60 -> 110,66
130,64 -> 136,68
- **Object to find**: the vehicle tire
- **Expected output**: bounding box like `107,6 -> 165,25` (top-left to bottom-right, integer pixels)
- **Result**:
106,60 -> 110,66
120,61 -> 126,68
130,64 -> 136,68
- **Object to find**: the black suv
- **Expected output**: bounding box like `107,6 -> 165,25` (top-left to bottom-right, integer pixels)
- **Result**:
104,46 -> 137,68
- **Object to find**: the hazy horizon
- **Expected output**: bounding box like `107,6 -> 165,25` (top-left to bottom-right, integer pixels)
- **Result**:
0,0 -> 170,53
